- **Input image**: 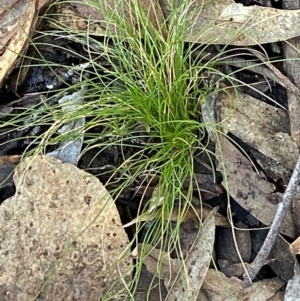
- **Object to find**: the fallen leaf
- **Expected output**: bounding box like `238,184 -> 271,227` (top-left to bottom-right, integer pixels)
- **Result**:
198,269 -> 284,301
135,209 -> 218,300
138,0 -> 167,38
215,222 -> 251,264
292,197 -> 300,235
215,135 -> 296,238
284,261 -> 300,301
269,234 -> 295,283
197,269 -> 242,301
137,243 -> 180,289
165,207 -> 218,301
220,261 -> 251,278
290,236 -> 300,255
282,0 -> 300,149
181,0 -> 300,46
0,155 -> 132,300
134,172 -> 224,201
267,291 -> 284,301
0,0 -> 38,87
48,0 -> 300,46
0,155 -> 21,165
216,87 -> 298,173
134,263 -> 168,301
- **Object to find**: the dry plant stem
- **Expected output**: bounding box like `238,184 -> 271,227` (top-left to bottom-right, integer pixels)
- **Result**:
242,154 -> 300,287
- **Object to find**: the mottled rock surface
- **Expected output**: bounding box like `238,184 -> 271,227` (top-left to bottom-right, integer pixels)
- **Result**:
0,155 -> 132,301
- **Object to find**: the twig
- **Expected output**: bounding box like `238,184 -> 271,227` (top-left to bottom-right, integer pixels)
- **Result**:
242,154 -> 300,287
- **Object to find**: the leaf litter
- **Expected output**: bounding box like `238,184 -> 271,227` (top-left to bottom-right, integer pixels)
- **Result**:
0,0 -> 37,86
47,0 -> 300,45
136,207 -> 218,301
3,0 -> 300,299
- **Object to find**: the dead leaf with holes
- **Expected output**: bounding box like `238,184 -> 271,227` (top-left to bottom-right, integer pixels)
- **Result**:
0,0 -> 38,87
0,155 -> 132,300
215,135 -> 296,238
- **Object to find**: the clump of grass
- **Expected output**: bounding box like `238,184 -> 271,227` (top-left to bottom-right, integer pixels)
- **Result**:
1,0 -> 233,298
71,0 -> 227,296
90,0 -> 219,235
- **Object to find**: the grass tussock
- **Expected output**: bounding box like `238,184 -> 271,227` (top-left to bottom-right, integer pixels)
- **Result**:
1,0 -> 241,298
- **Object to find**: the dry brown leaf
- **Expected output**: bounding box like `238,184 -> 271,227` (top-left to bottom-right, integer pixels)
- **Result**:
287,91 -> 300,149
0,155 -> 20,165
46,2 -> 105,35
216,87 -> 290,135
284,261 -> 300,301
282,0 -> 300,149
198,269 -> 284,301
197,269 -> 242,301
134,172 -> 224,201
247,146 -> 293,186
0,0 -> 38,87
38,0 -> 50,10
215,135 -> 296,238
220,262 -> 251,278
137,209 -> 218,300
234,278 -> 285,301
269,234 -> 295,282
216,87 -> 299,172
291,236 -> 300,255
48,0 -> 166,38
138,0 -> 166,37
267,291 -> 284,301
137,243 -> 180,289
180,0 -> 300,46
0,155 -> 132,300
184,173 -> 225,200
292,197 -> 300,235
134,263 -> 168,300
216,222 -> 251,263
48,0 -> 300,46
165,207 -> 218,301
0,155 -> 20,188
216,86 -> 298,185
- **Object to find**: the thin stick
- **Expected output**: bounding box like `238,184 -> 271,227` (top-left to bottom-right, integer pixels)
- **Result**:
242,154 -> 300,287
